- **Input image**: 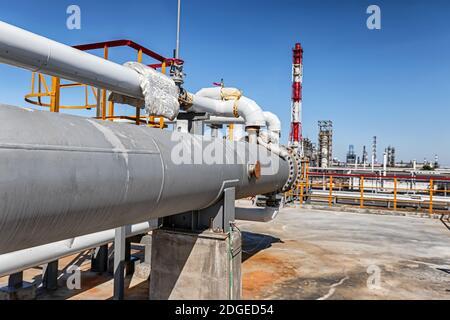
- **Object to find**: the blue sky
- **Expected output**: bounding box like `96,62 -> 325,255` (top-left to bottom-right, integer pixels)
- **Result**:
0,0 -> 449,165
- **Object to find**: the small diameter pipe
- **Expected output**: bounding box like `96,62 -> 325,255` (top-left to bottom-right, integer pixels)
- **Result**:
191,87 -> 266,128
235,206 -> 279,222
0,221 -> 158,277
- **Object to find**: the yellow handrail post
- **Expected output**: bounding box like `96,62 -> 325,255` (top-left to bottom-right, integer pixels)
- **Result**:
50,77 -> 60,113
429,179 -> 433,215
101,45 -> 109,120
108,101 -> 115,121
300,182 -> 304,204
229,124 -> 234,142
329,176 -> 333,207
161,61 -> 167,75
394,177 -> 397,211
31,72 -> 36,94
360,176 -> 364,208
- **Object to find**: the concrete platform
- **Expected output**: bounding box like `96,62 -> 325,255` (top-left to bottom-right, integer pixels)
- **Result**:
240,206 -> 450,299
1,205 -> 449,300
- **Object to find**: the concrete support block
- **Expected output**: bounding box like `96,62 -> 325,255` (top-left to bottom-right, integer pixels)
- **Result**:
0,272 -> 36,300
149,229 -> 242,300
134,235 -> 152,280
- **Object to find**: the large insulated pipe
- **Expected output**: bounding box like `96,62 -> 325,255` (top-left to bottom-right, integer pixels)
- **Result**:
0,105 -> 290,254
0,21 -> 143,99
0,221 -> 158,277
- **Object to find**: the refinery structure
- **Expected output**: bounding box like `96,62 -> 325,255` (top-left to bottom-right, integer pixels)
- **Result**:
0,3 -> 449,303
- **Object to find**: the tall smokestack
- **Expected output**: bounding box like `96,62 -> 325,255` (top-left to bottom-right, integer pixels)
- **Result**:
290,43 -> 303,154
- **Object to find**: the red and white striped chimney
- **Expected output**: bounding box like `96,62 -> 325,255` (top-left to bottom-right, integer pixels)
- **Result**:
290,43 -> 303,154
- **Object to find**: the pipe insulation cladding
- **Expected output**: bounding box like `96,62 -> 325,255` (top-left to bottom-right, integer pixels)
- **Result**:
0,105 -> 291,254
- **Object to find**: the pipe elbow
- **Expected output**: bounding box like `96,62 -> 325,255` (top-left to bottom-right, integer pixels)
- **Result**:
193,87 -> 266,128
263,111 -> 281,134
263,111 -> 281,144
236,97 -> 266,128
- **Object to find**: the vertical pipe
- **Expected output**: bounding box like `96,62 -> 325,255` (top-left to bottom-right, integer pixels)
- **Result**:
175,0 -> 181,59
210,125 -> 219,138
247,128 -> 258,145
360,176 -> 364,208
96,88 -> 102,118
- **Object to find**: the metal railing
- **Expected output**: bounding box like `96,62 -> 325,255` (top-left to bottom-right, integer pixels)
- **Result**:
288,170 -> 450,215
24,39 -> 180,128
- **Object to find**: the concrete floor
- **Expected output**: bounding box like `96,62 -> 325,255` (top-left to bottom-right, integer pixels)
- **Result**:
1,205 -> 450,300
240,205 -> 450,300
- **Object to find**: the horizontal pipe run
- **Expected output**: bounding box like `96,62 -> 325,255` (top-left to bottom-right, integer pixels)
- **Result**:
0,221 -> 158,278
0,105 -> 290,254
205,116 -> 245,125
0,21 -> 144,99
192,87 -> 266,127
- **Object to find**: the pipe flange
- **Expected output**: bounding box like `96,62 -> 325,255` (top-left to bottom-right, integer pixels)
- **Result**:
280,148 -> 301,193
280,151 -> 296,193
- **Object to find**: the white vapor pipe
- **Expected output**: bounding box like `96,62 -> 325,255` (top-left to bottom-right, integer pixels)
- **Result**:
205,116 -> 245,125
191,87 -> 266,128
263,111 -> 281,145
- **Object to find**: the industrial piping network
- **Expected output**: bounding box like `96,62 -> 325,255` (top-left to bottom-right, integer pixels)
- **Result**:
0,21 -> 301,276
